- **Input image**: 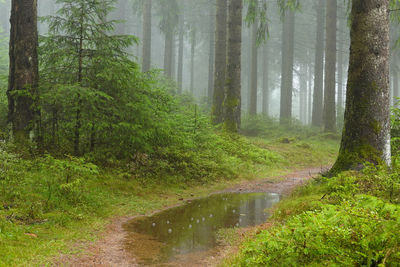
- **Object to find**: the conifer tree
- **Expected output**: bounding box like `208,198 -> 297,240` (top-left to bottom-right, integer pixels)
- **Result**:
41,0 -> 136,155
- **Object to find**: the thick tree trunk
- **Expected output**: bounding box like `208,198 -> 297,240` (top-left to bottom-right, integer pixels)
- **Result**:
212,0 -> 228,125
177,10 -> 184,93
332,0 -> 391,173
323,0 -> 337,132
249,19 -> 258,115
312,0 -> 325,127
190,29 -> 196,93
208,2 -> 216,103
224,0 -> 242,132
279,10 -> 295,124
142,0 -> 152,72
262,43 -> 269,115
7,0 -> 39,142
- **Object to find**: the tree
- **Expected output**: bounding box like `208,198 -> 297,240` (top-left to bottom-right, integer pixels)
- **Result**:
41,0 -> 136,155
262,43 -> 269,115
312,0 -> 325,127
249,17 -> 258,115
323,0 -> 337,132
207,2 -> 216,103
142,0 -> 152,72
157,0 -> 179,79
177,5 -> 184,93
279,9 -> 295,124
331,0 -> 391,173
7,0 -> 39,142
212,0 -> 228,125
224,0 -> 243,132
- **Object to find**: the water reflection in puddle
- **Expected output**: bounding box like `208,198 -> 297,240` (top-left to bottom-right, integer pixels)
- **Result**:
124,193 -> 280,265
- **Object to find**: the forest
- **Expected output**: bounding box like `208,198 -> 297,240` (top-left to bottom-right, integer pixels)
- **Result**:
1,0 -> 400,266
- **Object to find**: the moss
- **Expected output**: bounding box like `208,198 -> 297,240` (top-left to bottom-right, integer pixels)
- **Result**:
370,120 -> 382,135
329,142 -> 382,176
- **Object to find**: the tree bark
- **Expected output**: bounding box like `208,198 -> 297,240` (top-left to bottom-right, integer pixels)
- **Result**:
331,0 -> 391,173
208,2 -> 216,103
224,0 -> 242,132
279,9 -> 295,124
7,0 -> 39,142
212,0 -> 228,125
177,9 -> 184,93
262,43 -> 269,115
323,0 -> 337,132
249,19 -> 258,115
312,0 -> 325,127
142,0 -> 152,72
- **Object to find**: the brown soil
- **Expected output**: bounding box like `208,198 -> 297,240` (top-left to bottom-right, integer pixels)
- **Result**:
54,166 -> 328,267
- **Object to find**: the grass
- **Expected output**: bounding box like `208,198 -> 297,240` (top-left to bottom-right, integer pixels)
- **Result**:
0,128 -> 339,266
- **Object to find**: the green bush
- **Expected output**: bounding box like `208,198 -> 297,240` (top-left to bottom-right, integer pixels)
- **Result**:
238,196 -> 400,267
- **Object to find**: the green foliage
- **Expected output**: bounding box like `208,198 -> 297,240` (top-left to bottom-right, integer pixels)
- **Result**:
238,196 -> 400,266
233,159 -> 400,267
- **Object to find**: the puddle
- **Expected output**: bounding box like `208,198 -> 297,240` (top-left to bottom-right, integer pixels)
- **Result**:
124,193 -> 280,265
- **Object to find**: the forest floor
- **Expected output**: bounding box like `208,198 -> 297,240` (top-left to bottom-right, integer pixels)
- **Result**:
54,166 -> 328,267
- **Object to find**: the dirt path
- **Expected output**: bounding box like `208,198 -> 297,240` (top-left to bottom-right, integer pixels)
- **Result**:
55,166 -> 328,267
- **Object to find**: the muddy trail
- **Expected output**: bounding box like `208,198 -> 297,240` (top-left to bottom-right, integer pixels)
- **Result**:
55,167 -> 327,267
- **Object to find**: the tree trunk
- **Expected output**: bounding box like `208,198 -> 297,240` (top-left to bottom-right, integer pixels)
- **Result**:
323,0 -> 337,132
312,0 -> 325,127
74,12 -> 84,156
7,0 -> 39,142
262,43 -> 269,115
300,64 -> 307,124
307,52 -> 313,125
177,9 -> 184,93
190,29 -> 196,93
164,29 -> 173,78
279,9 -> 295,124
208,2 -> 216,103
249,19 -> 258,115
224,0 -> 242,132
142,0 -> 152,72
212,0 -> 228,125
171,35 -> 176,80
331,0 -> 391,173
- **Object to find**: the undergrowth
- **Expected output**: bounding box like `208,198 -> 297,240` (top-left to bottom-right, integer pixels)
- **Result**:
228,161 -> 400,267
0,123 -> 338,266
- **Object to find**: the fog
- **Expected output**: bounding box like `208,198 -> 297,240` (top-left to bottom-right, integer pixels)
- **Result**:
2,0 -> 400,127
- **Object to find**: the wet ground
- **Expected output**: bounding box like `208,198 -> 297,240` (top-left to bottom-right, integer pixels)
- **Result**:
123,193 -> 280,266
